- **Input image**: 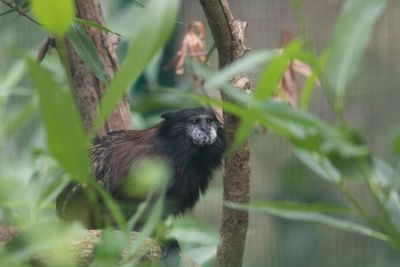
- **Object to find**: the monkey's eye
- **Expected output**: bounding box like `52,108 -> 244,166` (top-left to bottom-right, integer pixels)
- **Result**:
191,118 -> 201,125
206,118 -> 214,123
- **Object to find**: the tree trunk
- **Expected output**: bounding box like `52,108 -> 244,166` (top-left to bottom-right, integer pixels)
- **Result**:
67,0 -> 132,135
199,1 -> 252,267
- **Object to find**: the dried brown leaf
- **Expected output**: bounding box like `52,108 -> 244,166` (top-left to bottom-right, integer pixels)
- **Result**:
165,21 -> 207,75
275,31 -> 320,107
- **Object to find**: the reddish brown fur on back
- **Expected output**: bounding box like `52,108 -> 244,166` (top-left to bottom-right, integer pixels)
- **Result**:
91,125 -> 160,191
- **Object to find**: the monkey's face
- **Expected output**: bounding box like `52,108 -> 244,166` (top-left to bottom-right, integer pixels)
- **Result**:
186,114 -> 218,146
160,108 -> 223,148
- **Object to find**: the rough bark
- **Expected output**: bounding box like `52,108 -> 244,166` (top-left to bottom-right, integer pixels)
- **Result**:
67,0 -> 132,135
199,1 -> 252,267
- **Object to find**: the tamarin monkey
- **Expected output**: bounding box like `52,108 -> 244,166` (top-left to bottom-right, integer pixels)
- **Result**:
56,107 -> 226,228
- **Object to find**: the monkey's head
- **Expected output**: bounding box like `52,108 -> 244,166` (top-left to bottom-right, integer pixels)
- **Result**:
160,107 -> 223,147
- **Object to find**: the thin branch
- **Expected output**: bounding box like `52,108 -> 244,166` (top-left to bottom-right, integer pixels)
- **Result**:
37,36 -> 56,62
0,8 -> 13,17
0,0 -> 41,26
199,1 -> 252,267
205,42 -> 216,62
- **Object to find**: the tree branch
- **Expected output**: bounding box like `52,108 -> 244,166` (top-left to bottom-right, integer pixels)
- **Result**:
0,226 -> 161,266
199,1 -> 252,267
67,0 -> 132,135
0,0 -> 40,26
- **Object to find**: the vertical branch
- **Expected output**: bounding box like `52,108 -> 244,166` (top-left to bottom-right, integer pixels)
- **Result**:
199,1 -> 252,267
67,0 -> 132,135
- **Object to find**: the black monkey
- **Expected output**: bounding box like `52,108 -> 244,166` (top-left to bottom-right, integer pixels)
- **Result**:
56,107 -> 226,227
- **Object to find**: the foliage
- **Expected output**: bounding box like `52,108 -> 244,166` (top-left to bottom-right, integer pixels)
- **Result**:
0,0 -> 399,266
190,0 -> 400,252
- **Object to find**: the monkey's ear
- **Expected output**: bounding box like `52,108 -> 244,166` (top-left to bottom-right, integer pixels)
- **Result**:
161,112 -> 173,120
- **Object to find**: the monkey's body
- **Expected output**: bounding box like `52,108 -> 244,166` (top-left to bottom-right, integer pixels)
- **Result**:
57,108 -> 226,228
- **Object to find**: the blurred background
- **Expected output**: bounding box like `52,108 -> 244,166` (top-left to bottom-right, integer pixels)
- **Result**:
1,0 -> 400,266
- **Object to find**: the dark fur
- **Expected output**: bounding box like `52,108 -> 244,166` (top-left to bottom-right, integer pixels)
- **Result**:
57,108 -> 226,227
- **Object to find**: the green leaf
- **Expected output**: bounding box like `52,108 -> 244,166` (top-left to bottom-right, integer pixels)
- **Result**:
27,59 -> 89,182
74,18 -> 121,36
4,98 -> 38,137
226,201 -> 389,242
230,115 -> 254,152
294,149 -> 341,183
6,220 -> 85,264
300,52 -> 328,110
89,180 -> 127,228
0,62 -> 26,91
167,218 -> 219,246
185,246 -> 217,267
120,158 -> 171,198
37,171 -> 70,211
167,218 -> 219,267
324,0 -> 387,98
95,0 -> 179,131
30,0 -> 75,36
367,159 -> 400,235
190,60 -> 251,105
204,49 -> 278,90
254,41 -> 302,101
68,22 -> 107,82
90,229 -> 127,267
258,102 -> 370,157
121,188 -> 166,266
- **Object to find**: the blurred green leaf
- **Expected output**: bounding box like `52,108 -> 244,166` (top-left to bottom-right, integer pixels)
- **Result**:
121,189 -> 166,266
95,0 -> 179,131
68,22 -> 107,82
89,180 -> 127,228
226,201 -> 389,242
74,18 -> 121,36
366,159 -> 400,236
229,115 -> 254,152
120,158 -> 171,198
258,101 -> 370,158
2,98 -> 38,138
384,193 -> 400,237
167,218 -> 219,246
37,171 -> 69,211
185,246 -> 217,267
190,60 -> 251,105
371,158 -> 398,192
294,149 -> 341,183
91,229 -> 127,267
167,218 -> 219,267
5,221 -> 85,266
299,74 -> 317,110
0,9 -> 14,17
254,41 -> 302,101
27,58 -> 90,182
30,0 -> 75,36
324,0 -> 387,100
0,62 -> 25,91
394,134 -> 400,156
107,2 -> 143,38
204,49 -> 278,90
233,201 -> 352,214
300,52 -> 327,110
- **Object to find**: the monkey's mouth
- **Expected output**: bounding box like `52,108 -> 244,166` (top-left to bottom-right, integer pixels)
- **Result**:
191,129 -> 217,146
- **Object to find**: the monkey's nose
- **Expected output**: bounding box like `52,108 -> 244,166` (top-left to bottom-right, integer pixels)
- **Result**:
200,122 -> 207,131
